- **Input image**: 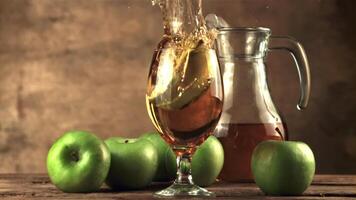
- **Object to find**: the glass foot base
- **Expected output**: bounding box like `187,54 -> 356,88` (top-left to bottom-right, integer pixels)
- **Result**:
154,183 -> 215,198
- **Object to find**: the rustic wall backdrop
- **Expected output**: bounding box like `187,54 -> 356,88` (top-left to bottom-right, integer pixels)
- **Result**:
0,0 -> 355,173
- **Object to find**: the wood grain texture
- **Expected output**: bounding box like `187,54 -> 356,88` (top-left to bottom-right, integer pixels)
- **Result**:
0,174 -> 355,199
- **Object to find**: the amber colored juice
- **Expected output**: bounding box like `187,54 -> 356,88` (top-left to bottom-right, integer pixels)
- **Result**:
218,123 -> 287,182
147,88 -> 223,155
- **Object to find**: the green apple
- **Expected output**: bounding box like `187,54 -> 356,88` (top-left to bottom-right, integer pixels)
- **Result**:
138,133 -> 224,186
251,140 -> 315,196
140,132 -> 176,182
191,136 -> 224,187
105,137 -> 158,189
47,131 -> 111,193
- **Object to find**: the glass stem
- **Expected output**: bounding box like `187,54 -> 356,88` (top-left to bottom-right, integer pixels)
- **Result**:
175,153 -> 194,185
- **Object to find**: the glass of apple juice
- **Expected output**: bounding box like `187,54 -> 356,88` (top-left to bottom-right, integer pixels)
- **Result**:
145,32 -> 224,197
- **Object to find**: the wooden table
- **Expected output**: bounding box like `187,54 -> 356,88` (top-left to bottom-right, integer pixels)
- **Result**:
0,174 -> 355,199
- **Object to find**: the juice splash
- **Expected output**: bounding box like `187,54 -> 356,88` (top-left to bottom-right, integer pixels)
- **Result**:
146,0 -> 223,149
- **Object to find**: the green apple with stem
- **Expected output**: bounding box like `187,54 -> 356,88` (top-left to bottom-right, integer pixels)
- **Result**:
47,131 -> 111,193
105,137 -> 158,190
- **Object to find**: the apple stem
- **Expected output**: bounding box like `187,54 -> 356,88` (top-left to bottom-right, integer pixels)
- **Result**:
174,153 -> 194,185
70,151 -> 80,162
275,127 -> 285,140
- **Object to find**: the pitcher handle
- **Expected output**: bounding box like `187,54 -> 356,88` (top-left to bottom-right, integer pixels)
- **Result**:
269,36 -> 311,110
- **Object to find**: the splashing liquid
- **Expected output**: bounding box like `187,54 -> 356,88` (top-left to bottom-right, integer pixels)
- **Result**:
151,0 -> 217,50
147,0 -> 218,100
146,0 -> 223,151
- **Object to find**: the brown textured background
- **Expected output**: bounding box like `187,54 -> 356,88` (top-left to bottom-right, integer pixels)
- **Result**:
0,0 -> 355,174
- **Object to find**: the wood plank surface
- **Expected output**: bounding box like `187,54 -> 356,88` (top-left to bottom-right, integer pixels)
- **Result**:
0,174 -> 355,199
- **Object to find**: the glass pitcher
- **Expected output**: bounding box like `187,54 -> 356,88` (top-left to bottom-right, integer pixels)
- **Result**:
214,27 -> 311,182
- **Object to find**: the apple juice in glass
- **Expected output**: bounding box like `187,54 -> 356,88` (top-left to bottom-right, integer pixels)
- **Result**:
146,0 -> 223,197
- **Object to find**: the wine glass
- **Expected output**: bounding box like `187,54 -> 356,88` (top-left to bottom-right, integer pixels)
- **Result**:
146,42 -> 224,197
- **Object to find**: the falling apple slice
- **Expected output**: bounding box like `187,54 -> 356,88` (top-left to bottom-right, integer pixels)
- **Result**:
154,78 -> 211,110
149,41 -> 214,110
